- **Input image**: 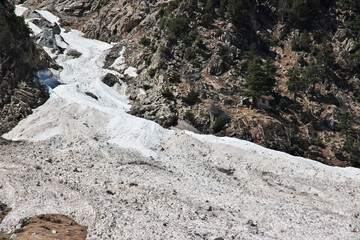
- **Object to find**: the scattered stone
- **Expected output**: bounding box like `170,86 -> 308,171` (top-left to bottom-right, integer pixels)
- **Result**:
66,49 -> 82,58
85,92 -> 98,100
101,73 -> 120,87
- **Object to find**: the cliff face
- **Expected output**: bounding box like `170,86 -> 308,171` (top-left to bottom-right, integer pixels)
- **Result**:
0,1 -> 51,134
23,0 -> 360,167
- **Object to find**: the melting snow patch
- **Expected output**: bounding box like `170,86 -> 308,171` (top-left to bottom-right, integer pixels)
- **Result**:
36,10 -> 60,24
109,47 -> 126,71
15,5 -> 28,16
124,67 -> 138,77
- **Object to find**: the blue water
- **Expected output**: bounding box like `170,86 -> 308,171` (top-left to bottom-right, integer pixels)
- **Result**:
36,68 -> 62,89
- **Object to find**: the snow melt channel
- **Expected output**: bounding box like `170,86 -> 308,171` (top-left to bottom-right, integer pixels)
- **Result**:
4,7 -> 164,157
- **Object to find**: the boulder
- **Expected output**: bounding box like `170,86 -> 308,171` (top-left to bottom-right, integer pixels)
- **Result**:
101,73 -> 119,87
207,56 -> 225,76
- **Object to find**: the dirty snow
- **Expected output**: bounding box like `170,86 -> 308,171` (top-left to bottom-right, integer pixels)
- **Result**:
1,6 -> 360,240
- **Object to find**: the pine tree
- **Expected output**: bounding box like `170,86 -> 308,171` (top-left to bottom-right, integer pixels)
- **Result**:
302,61 -> 323,89
227,0 -> 250,31
286,67 -> 307,100
245,58 -> 276,99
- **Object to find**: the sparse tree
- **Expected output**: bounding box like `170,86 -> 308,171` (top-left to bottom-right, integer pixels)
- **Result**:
286,67 -> 307,100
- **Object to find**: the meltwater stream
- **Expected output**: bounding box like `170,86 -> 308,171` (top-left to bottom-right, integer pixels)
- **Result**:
36,68 -> 62,89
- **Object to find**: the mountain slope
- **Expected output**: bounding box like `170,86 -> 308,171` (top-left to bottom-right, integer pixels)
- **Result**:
21,0 -> 360,167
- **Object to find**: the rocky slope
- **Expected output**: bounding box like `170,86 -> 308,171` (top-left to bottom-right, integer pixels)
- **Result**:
20,0 -> 360,167
0,1 -> 52,135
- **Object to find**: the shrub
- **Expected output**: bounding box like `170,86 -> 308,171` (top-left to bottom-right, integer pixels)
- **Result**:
190,58 -> 200,68
215,29 -> 223,38
148,68 -> 156,77
276,98 -> 288,112
185,110 -> 195,122
182,90 -> 199,105
289,103 -> 302,111
167,1 -> 180,12
167,18 -> 189,37
158,60 -> 167,70
183,30 -> 197,46
169,72 -> 180,83
218,46 -> 232,64
150,43 -> 157,53
189,0 -> 197,8
184,47 -> 196,61
159,18 -> 167,30
213,116 -> 228,133
200,13 -> 213,27
144,57 -> 151,66
291,31 -> 312,52
297,56 -> 307,67
162,88 -> 174,99
195,36 -> 205,48
143,84 -> 151,90
159,6 -> 165,15
160,46 -> 172,58
166,31 -> 177,42
139,36 -> 151,46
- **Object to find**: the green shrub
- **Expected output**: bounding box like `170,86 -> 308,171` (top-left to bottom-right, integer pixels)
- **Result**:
218,46 -> 232,64
276,98 -> 288,112
143,84 -> 151,90
182,90 -> 199,105
297,56 -> 307,67
158,60 -> 167,70
289,103 -> 302,111
139,36 -> 151,46
150,43 -> 157,53
190,58 -> 200,68
215,29 -> 223,38
291,31 -> 312,52
144,57 -> 151,66
185,110 -> 195,121
166,31 -> 177,42
189,0 -> 197,8
159,18 -> 167,30
310,136 -> 325,148
200,13 -> 213,27
167,1 -> 180,12
162,88 -> 174,99
167,18 -> 189,37
279,30 -> 286,40
160,46 -> 172,58
183,30 -> 198,46
184,47 -> 196,61
213,116 -> 228,133
148,68 -> 156,77
159,6 -> 165,15
195,36 -> 205,48
169,72 -> 180,83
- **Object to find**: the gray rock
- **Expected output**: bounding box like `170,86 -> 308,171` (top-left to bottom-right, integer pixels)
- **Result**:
102,73 -> 120,87
67,49 -> 82,58
207,56 -> 225,76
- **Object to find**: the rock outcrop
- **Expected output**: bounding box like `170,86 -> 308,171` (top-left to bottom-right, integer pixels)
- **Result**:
0,1 -> 51,134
